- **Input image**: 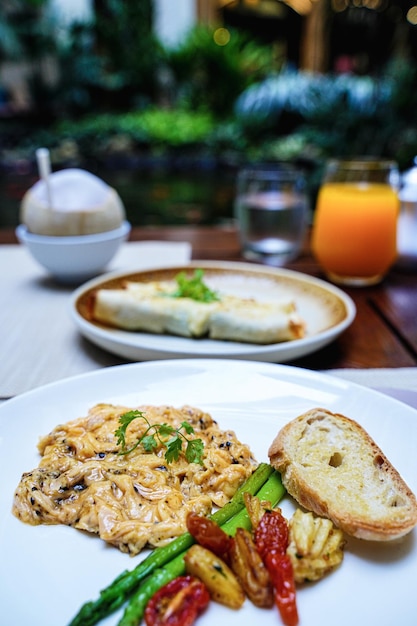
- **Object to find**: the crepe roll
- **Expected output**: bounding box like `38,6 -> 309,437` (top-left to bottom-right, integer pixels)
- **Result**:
92,286 -> 216,337
91,279 -> 306,344
209,296 -> 305,344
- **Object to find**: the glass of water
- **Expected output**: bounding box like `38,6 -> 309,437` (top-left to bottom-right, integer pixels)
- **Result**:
234,164 -> 309,265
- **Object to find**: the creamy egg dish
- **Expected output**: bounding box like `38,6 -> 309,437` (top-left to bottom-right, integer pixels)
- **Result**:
13,403 -> 257,555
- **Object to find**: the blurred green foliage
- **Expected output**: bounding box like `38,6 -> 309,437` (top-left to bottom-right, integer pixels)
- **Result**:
234,57 -> 417,170
53,21 -> 277,119
24,55 -> 417,176
1,5 -> 417,175
165,25 -> 279,118
53,0 -> 163,114
0,0 -> 54,61
49,108 -> 216,160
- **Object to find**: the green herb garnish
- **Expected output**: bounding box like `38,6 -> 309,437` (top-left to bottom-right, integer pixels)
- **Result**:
171,269 -> 219,303
115,410 -> 205,464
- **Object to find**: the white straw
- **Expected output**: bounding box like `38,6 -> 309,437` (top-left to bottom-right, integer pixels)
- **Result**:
36,147 -> 53,210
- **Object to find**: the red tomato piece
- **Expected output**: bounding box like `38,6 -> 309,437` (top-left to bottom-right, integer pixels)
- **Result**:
254,509 -> 298,626
186,512 -> 232,558
254,509 -> 289,559
144,575 -> 210,626
265,552 -> 299,626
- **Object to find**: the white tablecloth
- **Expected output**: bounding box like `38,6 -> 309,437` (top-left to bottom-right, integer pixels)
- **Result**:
1,242 -> 416,410
324,368 -> 417,409
1,241 -> 191,398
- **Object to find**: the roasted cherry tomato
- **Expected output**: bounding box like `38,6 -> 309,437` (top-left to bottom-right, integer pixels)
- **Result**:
255,509 -> 299,626
265,552 -> 299,626
186,512 -> 232,559
254,509 -> 289,558
144,575 -> 210,626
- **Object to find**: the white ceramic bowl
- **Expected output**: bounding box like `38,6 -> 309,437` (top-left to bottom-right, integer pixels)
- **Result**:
16,221 -> 131,283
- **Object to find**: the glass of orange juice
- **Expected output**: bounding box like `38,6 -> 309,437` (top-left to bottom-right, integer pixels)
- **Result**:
312,158 -> 400,286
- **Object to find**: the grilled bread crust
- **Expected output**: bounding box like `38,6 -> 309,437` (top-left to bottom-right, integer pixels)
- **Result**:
268,408 -> 417,541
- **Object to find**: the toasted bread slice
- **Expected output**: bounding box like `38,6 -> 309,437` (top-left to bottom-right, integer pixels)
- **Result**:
268,408 -> 417,541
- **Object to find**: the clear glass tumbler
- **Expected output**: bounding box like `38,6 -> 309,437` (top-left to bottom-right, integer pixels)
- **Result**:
234,165 -> 309,266
311,158 -> 400,286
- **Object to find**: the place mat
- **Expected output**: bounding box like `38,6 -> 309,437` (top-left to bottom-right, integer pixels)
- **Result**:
326,367 -> 417,393
324,368 -> 417,410
0,241 -> 191,398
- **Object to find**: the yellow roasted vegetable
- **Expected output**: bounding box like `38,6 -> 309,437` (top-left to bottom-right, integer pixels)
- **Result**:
243,492 -> 272,529
184,544 -> 245,609
287,509 -> 345,583
229,527 -> 273,608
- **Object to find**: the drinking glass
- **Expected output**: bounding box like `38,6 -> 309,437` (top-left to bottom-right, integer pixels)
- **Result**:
234,165 -> 309,265
311,158 -> 400,286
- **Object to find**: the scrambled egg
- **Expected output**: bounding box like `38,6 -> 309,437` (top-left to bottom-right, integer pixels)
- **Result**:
13,404 -> 257,555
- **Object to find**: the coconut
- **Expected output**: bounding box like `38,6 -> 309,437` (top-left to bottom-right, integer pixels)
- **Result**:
20,168 -> 126,236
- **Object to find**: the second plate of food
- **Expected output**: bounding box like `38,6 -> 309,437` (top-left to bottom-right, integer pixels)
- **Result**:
70,261 -> 356,362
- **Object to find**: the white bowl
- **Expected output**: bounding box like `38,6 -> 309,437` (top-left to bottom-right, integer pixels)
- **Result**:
16,221 -> 131,284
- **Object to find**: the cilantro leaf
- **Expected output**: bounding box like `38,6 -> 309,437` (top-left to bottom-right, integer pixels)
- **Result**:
115,410 -> 147,450
141,434 -> 158,452
180,420 -> 195,435
115,410 -> 205,465
185,439 -> 205,464
171,269 -> 219,303
158,423 -> 176,437
165,436 -> 183,463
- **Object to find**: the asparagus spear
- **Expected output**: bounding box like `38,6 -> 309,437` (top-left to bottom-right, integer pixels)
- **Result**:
68,462 -> 275,626
221,468 -> 285,535
118,469 -> 285,626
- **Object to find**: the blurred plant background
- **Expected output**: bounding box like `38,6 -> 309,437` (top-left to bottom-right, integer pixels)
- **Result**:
1,0 -> 417,227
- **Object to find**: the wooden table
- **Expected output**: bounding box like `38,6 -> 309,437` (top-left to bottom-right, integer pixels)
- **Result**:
2,224 -> 417,371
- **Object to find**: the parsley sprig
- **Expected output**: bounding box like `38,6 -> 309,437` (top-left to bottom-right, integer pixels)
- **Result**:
171,269 -> 219,303
115,410 -> 205,465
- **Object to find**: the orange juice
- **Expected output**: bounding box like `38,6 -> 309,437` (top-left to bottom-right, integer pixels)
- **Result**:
312,182 -> 399,284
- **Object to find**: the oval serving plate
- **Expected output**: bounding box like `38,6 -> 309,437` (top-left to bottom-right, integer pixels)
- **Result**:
70,260 -> 356,362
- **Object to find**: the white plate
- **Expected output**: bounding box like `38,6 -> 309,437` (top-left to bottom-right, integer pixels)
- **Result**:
70,261 -> 356,362
0,359 -> 416,626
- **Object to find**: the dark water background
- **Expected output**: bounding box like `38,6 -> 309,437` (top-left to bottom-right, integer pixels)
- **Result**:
0,163 -> 238,229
